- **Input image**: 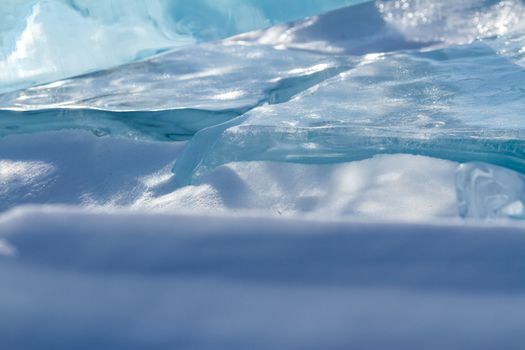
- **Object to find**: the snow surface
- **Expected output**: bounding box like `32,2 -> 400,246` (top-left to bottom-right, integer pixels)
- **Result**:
1,207 -> 525,349
0,130 -> 460,220
2,1 -> 525,348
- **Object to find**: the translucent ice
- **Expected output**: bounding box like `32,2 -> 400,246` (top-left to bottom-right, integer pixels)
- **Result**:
172,40 -> 525,185
231,0 -> 525,53
0,44 -> 348,140
0,0 -> 188,93
456,162 -> 525,219
2,0 -> 525,223
0,0 -> 361,93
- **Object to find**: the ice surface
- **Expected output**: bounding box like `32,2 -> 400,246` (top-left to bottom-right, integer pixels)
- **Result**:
456,162 -> 525,219
3,0 -> 525,146
231,0 -> 525,52
0,44 -> 347,140
2,0 -> 525,221
172,40 -> 525,185
3,2 -> 525,348
0,0 -> 188,93
0,0 -> 361,93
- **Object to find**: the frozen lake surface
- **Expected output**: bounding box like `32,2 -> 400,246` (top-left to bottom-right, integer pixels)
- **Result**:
1,1 -> 525,348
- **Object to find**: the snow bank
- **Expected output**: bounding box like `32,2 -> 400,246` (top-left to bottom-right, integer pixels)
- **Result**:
0,206 -> 524,349
0,130 -> 460,220
0,131 -> 185,211
150,155 -> 459,220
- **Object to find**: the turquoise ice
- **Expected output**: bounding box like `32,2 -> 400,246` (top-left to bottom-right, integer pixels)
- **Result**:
1,0 -> 525,219
0,0 -> 363,92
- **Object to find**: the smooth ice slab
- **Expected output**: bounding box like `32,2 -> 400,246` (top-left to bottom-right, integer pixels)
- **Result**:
0,0 -> 362,93
3,0 -> 525,141
0,43 -> 347,140
172,39 -> 525,185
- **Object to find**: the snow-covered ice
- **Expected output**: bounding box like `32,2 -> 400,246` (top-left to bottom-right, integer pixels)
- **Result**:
0,130 -> 459,219
2,1 -> 525,348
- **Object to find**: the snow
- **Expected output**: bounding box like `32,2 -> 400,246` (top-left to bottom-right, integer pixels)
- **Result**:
0,130 -> 459,220
0,206 -> 524,349
1,1 -> 525,348
161,155 -> 459,219
0,131 -> 185,211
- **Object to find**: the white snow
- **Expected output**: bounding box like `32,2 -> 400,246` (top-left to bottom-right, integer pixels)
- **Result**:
2,2 -> 525,348
0,129 -> 523,350
0,130 -> 185,211
0,130 -> 459,220
0,206 -> 524,349
147,155 -> 458,220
